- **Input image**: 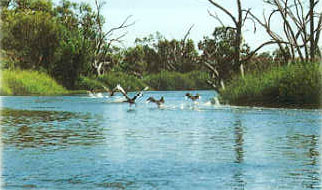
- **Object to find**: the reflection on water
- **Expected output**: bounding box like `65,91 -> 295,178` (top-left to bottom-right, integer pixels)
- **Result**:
1,109 -> 104,149
0,92 -> 321,189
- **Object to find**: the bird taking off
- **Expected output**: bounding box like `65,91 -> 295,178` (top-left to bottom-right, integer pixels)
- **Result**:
116,84 -> 148,105
147,96 -> 165,107
185,93 -> 200,101
103,85 -> 119,96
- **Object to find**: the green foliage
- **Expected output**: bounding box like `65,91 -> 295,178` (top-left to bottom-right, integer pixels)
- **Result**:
74,71 -> 211,92
0,70 -> 68,95
98,72 -> 147,91
143,71 -> 211,90
1,0 -> 96,89
1,9 -> 60,70
75,76 -> 106,91
53,29 -> 92,89
221,62 -> 322,108
198,27 -> 250,85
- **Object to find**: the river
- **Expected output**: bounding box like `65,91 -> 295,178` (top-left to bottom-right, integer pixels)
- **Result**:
0,90 -> 321,189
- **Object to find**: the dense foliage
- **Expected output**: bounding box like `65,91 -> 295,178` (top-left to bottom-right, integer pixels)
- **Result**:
76,71 -> 211,92
220,62 -> 322,108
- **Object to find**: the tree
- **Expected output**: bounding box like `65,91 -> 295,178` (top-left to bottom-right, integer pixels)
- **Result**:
1,0 -> 95,89
249,0 -> 322,62
199,27 -> 250,91
207,0 -> 251,77
89,0 -> 134,76
1,3 -> 61,71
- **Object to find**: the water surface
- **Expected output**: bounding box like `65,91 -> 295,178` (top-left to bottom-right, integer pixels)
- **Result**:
1,91 -> 321,189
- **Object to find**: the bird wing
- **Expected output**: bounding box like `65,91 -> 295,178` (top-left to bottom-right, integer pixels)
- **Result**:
132,92 -> 142,101
103,85 -> 110,92
132,86 -> 148,100
116,84 -> 130,100
112,85 -> 119,93
147,97 -> 156,103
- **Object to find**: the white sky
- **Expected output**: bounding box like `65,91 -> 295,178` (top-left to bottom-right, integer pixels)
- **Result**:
66,0 -> 321,52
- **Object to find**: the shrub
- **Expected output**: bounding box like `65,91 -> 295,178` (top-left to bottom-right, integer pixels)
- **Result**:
143,70 -> 211,90
98,72 -> 147,91
75,76 -> 106,91
220,62 -> 322,108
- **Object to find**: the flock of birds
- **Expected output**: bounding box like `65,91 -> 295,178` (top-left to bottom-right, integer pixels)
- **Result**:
87,84 -> 202,107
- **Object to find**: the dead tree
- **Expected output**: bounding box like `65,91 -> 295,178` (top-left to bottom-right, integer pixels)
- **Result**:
92,0 -> 134,76
208,0 -> 252,78
249,0 -> 322,63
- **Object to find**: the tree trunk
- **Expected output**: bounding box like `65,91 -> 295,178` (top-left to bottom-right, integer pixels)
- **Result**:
236,0 -> 243,78
310,0 -> 315,61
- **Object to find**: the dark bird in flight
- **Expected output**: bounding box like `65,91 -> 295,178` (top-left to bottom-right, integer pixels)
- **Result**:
185,93 -> 200,101
116,84 -> 148,105
147,96 -> 165,107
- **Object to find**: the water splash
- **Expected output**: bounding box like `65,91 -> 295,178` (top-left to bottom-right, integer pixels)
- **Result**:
211,97 -> 221,106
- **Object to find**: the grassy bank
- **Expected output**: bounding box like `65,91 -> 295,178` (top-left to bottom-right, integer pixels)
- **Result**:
77,71 -> 211,92
1,69 -> 211,96
220,62 -> 322,108
143,71 -> 210,91
0,70 -> 68,95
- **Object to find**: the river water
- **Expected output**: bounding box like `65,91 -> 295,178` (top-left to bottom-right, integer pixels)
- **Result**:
0,90 -> 321,189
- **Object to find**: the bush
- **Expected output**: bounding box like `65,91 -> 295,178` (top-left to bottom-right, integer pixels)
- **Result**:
75,76 -> 106,91
143,70 -> 211,90
0,70 -> 68,95
220,62 -> 322,108
98,72 -> 147,91
75,71 -> 211,92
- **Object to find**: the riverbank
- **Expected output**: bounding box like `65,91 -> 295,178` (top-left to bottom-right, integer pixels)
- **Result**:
75,70 -> 211,92
220,62 -> 322,108
0,70 -> 211,96
0,70 -> 68,96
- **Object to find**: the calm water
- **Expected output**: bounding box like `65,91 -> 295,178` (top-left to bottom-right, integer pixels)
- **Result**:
0,90 -> 321,189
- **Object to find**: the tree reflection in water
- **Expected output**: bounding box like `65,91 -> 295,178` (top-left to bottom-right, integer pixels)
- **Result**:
232,118 -> 246,189
0,109 -> 105,149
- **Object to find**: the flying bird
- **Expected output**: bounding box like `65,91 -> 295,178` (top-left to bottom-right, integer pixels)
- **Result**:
116,84 -> 148,105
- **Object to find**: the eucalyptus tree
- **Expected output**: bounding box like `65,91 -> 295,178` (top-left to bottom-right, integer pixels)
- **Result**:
207,0 -> 252,78
1,0 -> 60,71
199,27 -> 250,91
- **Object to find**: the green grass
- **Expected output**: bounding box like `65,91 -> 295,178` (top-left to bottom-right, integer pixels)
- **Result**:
0,70 -> 68,95
143,70 -> 211,91
98,72 -> 147,91
77,71 -> 211,92
220,62 -> 322,108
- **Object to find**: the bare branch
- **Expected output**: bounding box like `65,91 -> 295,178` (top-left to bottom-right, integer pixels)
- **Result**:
314,13 -> 322,51
208,0 -> 238,26
241,41 -> 280,62
204,61 -> 219,78
104,15 -> 135,39
208,9 -> 225,27
242,9 -> 251,26
273,0 -> 304,61
182,24 -> 194,43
